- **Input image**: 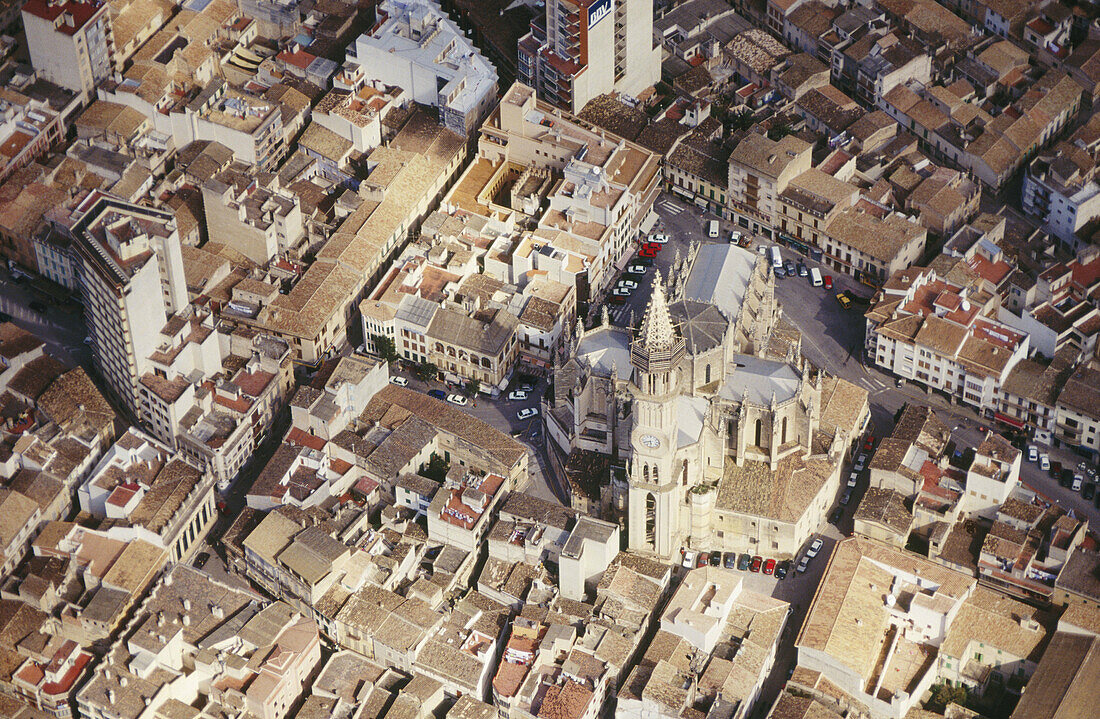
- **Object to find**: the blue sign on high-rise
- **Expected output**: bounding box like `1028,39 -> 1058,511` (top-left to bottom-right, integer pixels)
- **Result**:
588,0 -> 614,30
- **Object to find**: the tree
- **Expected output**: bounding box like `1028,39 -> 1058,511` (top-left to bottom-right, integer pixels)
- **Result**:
415,362 -> 438,382
420,452 -> 449,483
466,379 -> 480,397
729,109 -> 755,132
767,122 -> 793,141
372,334 -> 398,363
928,683 -> 969,713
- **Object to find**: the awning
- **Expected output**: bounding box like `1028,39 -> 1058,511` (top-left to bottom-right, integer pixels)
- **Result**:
693,197 -> 708,209
994,412 -> 1026,430
671,186 -> 692,199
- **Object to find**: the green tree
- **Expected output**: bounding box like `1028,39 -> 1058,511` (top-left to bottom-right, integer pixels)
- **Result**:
729,109 -> 755,132
928,683 -> 969,713
415,362 -> 438,382
767,122 -> 793,141
372,334 -> 398,363
466,379 -> 480,397
420,452 -> 449,483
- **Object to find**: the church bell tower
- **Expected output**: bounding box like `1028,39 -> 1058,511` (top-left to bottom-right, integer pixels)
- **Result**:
627,271 -> 686,557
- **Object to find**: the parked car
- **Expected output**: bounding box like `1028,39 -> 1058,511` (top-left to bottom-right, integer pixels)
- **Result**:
697,552 -> 709,568
848,472 -> 858,488
682,550 -> 697,569
1084,483 -> 1096,501
644,242 -> 664,253
649,233 -> 670,244
1039,454 -> 1050,472
837,293 -> 852,309
1095,489 -> 1100,509
627,264 -> 648,274
750,555 -> 763,572
389,375 -> 410,387
608,294 -> 627,305
612,287 -> 632,297
1051,460 -> 1062,478
729,231 -> 742,244
639,246 -> 658,259
796,556 -> 810,573
775,560 -> 790,579
854,453 -> 867,471
737,553 -> 752,571
0,311 -> 10,322
863,436 -> 876,451
708,551 -> 721,567
806,538 -> 823,558
1061,468 -> 1074,487
763,558 -> 777,575
784,260 -> 796,276
829,507 -> 844,524
195,552 -> 210,568
508,390 -> 529,401
840,488 -> 853,505
823,275 -> 833,290
1073,474 -> 1084,492
723,552 -> 737,569
618,279 -> 638,290
797,263 -> 808,277
428,389 -> 447,400
447,394 -> 468,406
1027,445 -> 1038,462
517,408 -> 539,420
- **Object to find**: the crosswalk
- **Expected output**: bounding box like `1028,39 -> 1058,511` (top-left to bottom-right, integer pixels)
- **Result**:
658,200 -> 686,215
856,375 -> 888,393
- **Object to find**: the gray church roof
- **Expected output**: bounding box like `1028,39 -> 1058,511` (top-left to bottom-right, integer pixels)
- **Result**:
682,243 -> 757,320
718,355 -> 800,406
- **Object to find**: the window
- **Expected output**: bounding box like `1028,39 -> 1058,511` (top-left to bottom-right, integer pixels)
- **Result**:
705,364 -> 711,384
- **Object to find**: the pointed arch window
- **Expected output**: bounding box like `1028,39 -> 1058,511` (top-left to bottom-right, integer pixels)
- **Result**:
643,464 -> 650,482
781,416 -> 788,445
755,418 -> 763,446
705,364 -> 711,384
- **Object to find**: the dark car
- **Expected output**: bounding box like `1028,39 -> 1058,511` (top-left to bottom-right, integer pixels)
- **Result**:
0,311 -> 10,322
1084,483 -> 1096,501
723,552 -> 737,569
708,551 -> 721,567
737,553 -> 752,571
1061,468 -> 1074,487
1095,489 -> 1100,509
195,552 -> 210,569
775,560 -> 790,580
750,555 -> 763,572
797,263 -> 808,277
29,301 -> 47,314
1051,460 -> 1063,478
840,488 -> 853,505
829,507 -> 844,524
428,389 -> 447,400
784,260 -> 796,276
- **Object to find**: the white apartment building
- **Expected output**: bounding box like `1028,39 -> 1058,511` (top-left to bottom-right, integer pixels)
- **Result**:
21,0 -> 111,100
68,192 -> 188,415
867,267 -> 1029,416
727,133 -> 813,239
518,0 -> 661,113
202,163 -> 305,263
1022,151 -> 1100,248
313,82 -> 408,154
345,0 -> 498,136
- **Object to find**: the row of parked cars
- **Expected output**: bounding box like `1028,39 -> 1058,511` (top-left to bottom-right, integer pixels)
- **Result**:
610,235 -> 667,304
680,536 -> 828,579
1028,445 -> 1100,505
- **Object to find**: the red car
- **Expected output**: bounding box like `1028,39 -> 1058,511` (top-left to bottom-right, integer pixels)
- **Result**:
863,436 -> 875,451
823,275 -> 833,290
639,247 -> 658,259
750,555 -> 763,572
697,552 -> 709,568
644,242 -> 664,254
763,558 -> 776,575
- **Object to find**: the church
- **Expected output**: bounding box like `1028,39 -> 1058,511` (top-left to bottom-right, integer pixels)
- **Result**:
545,242 -> 869,560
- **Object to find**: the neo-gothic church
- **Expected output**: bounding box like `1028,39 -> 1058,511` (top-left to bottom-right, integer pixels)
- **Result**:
547,243 -> 868,559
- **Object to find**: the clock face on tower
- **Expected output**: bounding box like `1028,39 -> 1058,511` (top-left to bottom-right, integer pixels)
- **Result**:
641,434 -> 661,448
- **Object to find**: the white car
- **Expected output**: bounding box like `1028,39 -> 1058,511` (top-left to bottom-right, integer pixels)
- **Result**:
1039,453 -> 1050,472
649,233 -> 670,244
757,245 -> 768,256
806,538 -> 823,558
508,390 -> 529,401
627,264 -> 648,275
682,550 -> 697,569
853,453 -> 867,471
730,231 -> 742,243
612,287 -> 632,297
446,394 -> 468,406
1027,445 -> 1038,462
389,376 -> 409,386
796,556 -> 810,573
618,279 -> 638,290
847,472 -> 858,488
517,408 -> 539,420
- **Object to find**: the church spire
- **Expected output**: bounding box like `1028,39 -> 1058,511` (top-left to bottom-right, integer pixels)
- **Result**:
631,270 -> 685,374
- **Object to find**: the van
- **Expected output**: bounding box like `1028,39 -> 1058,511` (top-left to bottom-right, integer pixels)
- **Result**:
810,267 -> 823,287
708,220 -> 719,238
769,246 -> 782,269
